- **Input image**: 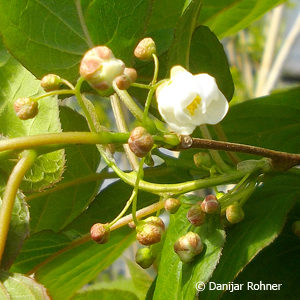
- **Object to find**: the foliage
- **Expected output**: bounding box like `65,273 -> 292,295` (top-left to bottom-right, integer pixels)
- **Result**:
0,1 -> 298,300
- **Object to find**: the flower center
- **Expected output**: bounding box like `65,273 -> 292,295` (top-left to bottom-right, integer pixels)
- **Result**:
186,95 -> 201,116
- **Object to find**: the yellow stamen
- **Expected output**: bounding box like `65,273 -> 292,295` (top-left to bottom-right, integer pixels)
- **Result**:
186,95 -> 201,116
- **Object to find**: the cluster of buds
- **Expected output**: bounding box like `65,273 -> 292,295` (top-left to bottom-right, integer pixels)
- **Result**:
128,126 -> 154,158
14,98 -> 38,120
80,46 -> 137,91
136,216 -> 165,246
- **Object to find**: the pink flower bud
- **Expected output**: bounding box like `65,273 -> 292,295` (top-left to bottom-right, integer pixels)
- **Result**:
201,195 -> 220,214
134,37 -> 156,60
174,232 -> 203,263
128,127 -> 154,157
136,216 -> 165,246
80,46 -> 125,90
90,223 -> 110,244
14,98 -> 38,120
187,203 -> 206,226
115,68 -> 137,90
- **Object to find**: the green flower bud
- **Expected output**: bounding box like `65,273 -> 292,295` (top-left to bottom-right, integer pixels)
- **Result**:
193,152 -> 211,168
128,127 -> 154,158
40,74 -> 62,92
90,223 -> 110,244
201,195 -> 220,214
164,198 -> 181,214
136,216 -> 165,246
134,37 -> 156,60
14,98 -> 38,120
174,232 -> 203,263
115,67 -> 137,90
135,247 -> 155,269
292,221 -> 300,237
226,203 -> 244,224
187,203 -> 206,226
80,46 -> 125,90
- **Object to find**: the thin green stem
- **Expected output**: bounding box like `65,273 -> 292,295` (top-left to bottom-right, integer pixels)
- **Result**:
33,89 -> 75,101
199,125 -> 231,172
131,82 -> 151,89
143,88 -> 155,124
61,79 -> 75,90
75,77 -> 97,132
0,150 -> 37,264
151,54 -> 159,85
132,157 -> 145,224
0,132 -> 129,152
112,81 -> 144,121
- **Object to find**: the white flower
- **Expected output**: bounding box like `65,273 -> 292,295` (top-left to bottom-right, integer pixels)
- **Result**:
156,66 -> 229,135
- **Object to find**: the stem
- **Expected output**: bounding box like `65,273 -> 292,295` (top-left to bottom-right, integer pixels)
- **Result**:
27,200 -> 165,275
112,81 -> 144,121
111,94 -> 139,170
33,89 -> 75,101
178,137 -> 300,168
0,132 -> 129,152
131,82 -> 151,89
151,53 -> 159,85
0,150 -> 37,264
131,158 -> 145,224
199,125 -> 230,171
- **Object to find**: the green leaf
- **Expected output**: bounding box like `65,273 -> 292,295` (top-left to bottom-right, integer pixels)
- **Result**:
168,0 -> 202,69
153,199 -> 225,300
199,173 -> 300,300
35,227 -> 135,300
73,288 -> 139,300
221,87 -> 300,155
82,0 -> 152,66
0,55 -> 64,192
190,25 -> 234,100
222,204 -> 300,300
0,271 -> 50,299
0,0 -> 152,82
126,259 -> 153,299
29,106 -> 100,233
10,231 -> 72,274
199,0 -> 285,38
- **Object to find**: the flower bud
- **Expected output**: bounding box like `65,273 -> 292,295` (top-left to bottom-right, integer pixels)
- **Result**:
201,195 -> 220,214
80,46 -> 125,90
136,216 -> 165,246
14,98 -> 38,120
174,232 -> 203,263
226,203 -> 244,224
164,198 -> 181,214
187,203 -> 206,226
90,223 -> 110,244
134,37 -> 156,60
292,221 -> 300,237
193,152 -> 211,168
135,247 -> 155,269
115,68 -> 137,90
40,74 -> 62,92
128,127 -> 154,158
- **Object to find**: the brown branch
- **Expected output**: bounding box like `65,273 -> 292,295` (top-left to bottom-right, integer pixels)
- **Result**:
177,136 -> 300,170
